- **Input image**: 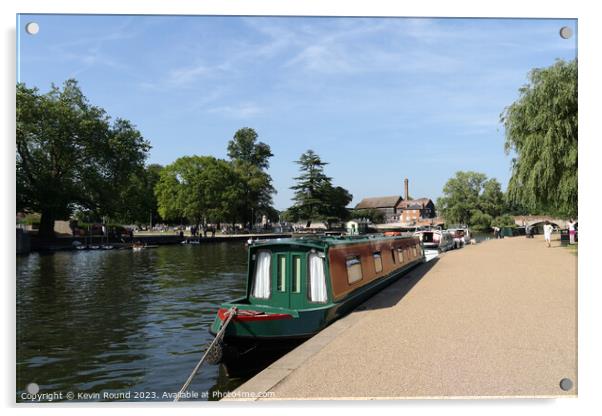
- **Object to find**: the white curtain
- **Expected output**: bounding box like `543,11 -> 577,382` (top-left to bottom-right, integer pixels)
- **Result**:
309,253 -> 328,303
252,251 -> 271,299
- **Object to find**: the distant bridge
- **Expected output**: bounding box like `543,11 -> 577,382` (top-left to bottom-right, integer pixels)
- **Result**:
513,215 -> 572,229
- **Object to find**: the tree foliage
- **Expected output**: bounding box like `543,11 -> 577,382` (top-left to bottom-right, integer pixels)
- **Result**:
113,164 -> 163,225
469,210 -> 494,232
227,128 -> 273,170
286,150 -> 352,227
479,178 -> 506,219
491,214 -> 517,229
437,171 -> 487,225
501,59 -> 577,218
154,156 -> 243,226
437,171 -> 508,230
16,80 -> 150,238
351,208 -> 385,224
227,128 -> 276,227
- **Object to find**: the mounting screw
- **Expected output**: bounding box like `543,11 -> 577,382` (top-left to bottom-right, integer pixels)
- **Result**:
559,378 -> 573,391
26,382 -> 40,394
559,26 -> 572,39
25,22 -> 40,35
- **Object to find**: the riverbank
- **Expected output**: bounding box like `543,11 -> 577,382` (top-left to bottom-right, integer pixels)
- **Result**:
21,232 -> 294,253
226,235 -> 577,400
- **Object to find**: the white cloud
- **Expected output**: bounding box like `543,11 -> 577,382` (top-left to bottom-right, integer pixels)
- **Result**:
166,64 -> 211,86
207,103 -> 263,118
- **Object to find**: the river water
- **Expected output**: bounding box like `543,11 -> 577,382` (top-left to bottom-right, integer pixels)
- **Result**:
16,242 -> 249,402
17,233 -> 496,402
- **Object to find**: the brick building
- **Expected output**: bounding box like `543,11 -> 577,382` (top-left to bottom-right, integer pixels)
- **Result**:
354,178 -> 436,224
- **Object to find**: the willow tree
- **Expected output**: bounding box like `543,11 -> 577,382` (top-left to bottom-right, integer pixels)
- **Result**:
501,59 -> 577,218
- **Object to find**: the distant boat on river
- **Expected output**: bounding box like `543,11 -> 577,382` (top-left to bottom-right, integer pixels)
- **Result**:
413,228 -> 454,252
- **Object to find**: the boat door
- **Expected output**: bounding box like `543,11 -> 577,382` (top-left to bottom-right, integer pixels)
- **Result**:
272,251 -> 307,309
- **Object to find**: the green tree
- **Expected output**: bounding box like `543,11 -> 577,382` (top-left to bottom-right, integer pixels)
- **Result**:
227,128 -> 276,228
351,208 -> 385,224
287,150 -> 352,227
491,214 -> 517,229
438,172 -> 511,230
437,171 -> 487,225
227,127 -> 273,169
113,163 -> 163,226
479,178 -> 506,218
469,210 -> 493,232
501,59 -> 577,218
154,156 -> 243,227
322,185 -> 353,226
16,80 -> 150,238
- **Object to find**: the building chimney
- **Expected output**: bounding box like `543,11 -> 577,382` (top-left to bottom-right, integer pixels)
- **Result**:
404,178 -> 409,200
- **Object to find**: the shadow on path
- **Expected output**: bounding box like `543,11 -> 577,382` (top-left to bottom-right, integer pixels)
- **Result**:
356,258 -> 440,311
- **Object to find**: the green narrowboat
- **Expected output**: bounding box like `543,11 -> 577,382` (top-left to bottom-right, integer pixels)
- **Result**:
209,234 -> 425,371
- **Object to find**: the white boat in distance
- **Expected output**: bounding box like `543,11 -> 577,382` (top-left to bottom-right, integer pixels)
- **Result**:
414,228 -> 454,252
447,227 -> 471,249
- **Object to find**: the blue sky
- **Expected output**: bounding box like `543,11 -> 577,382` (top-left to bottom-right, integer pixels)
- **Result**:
17,15 -> 577,210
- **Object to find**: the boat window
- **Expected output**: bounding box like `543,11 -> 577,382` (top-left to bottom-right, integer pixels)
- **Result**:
251,250 -> 271,299
373,252 -> 383,273
397,248 -> 404,263
292,255 -> 302,293
391,249 -> 396,264
346,255 -> 363,284
412,246 -> 418,257
308,253 -> 327,303
277,254 -> 286,292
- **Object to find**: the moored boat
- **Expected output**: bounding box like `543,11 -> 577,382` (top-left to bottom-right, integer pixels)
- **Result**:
448,227 -> 471,248
448,228 -> 466,249
209,234 -> 425,373
413,228 -> 454,252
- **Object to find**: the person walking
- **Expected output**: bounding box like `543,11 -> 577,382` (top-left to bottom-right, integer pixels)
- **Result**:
543,221 -> 553,248
568,219 -> 576,245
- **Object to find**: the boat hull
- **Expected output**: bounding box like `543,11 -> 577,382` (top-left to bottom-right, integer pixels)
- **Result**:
217,336 -> 308,377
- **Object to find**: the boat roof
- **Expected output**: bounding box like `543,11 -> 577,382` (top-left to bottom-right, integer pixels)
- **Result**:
250,234 -> 414,250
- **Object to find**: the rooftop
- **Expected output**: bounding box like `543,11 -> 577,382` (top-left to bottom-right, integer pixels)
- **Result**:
398,198 -> 433,209
251,234 -> 414,249
355,196 -> 402,209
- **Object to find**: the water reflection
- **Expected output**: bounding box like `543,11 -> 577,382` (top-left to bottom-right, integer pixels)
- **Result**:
17,243 -> 248,401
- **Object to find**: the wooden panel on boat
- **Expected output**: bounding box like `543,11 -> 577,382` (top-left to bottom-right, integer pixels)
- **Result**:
328,238 -> 419,301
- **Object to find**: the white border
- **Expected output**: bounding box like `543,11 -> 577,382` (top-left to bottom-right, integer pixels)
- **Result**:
2,1 -> 600,416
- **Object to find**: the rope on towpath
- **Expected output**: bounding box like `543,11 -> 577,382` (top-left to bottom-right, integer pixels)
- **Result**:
173,306 -> 237,402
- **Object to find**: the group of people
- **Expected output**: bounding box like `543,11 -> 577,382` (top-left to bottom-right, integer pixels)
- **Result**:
183,225 -> 216,238
496,219 -> 577,248
542,219 -> 577,248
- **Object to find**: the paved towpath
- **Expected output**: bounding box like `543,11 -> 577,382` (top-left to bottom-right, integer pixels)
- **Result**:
227,235 -> 577,400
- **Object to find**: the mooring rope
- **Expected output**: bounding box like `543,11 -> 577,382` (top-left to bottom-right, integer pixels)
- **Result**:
173,306 -> 237,402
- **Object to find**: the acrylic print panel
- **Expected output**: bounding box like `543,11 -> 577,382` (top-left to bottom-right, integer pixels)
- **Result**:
16,14 -> 578,402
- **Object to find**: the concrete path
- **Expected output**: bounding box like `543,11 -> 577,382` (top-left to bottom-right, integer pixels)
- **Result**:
227,235 -> 577,400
